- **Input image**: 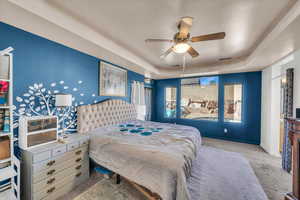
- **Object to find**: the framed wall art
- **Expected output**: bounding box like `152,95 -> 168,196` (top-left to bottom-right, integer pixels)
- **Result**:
99,62 -> 127,97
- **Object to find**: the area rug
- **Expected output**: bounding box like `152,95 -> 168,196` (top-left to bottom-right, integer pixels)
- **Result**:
73,177 -> 146,200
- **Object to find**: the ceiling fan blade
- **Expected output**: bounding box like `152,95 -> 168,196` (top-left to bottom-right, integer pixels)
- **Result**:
187,47 -> 199,58
178,16 -> 193,38
160,47 -> 173,59
191,32 -> 226,42
145,39 -> 173,43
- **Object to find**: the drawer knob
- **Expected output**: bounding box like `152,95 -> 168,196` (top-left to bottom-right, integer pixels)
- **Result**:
75,165 -> 82,170
47,169 -> 56,175
47,187 -> 55,194
47,178 -> 55,184
47,160 -> 56,166
76,172 -> 82,177
75,158 -> 82,162
75,150 -> 82,155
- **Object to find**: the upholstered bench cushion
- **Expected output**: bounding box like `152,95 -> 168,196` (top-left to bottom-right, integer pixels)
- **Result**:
188,146 -> 268,200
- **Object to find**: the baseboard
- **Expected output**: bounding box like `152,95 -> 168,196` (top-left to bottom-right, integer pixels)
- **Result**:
204,135 -> 260,145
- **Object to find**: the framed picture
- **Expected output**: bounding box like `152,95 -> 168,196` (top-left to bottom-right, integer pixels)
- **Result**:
99,62 -> 127,97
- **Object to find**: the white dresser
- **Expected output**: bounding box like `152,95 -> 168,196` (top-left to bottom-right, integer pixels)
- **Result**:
20,134 -> 90,200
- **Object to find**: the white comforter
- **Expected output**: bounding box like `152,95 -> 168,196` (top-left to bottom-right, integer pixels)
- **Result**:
88,120 -> 201,200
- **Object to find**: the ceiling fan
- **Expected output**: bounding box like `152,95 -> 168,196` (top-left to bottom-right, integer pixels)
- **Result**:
145,17 -> 226,59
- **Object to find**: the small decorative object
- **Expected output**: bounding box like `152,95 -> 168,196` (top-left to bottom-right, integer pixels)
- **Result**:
0,55 -> 10,80
0,81 -> 9,105
94,166 -> 112,179
99,62 -> 127,97
19,116 -> 58,149
55,93 -> 72,137
136,105 -> 146,121
0,136 -> 10,160
0,109 -> 4,130
144,78 -> 152,84
2,110 -> 10,133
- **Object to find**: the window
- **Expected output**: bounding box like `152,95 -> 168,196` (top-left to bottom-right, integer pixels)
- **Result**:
165,87 -> 177,118
181,76 -> 219,120
224,84 -> 243,122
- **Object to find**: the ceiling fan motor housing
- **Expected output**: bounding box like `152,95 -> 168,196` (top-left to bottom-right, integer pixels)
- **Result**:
174,32 -> 190,42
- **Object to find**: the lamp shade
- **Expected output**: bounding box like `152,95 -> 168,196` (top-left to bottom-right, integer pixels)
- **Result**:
55,94 -> 72,107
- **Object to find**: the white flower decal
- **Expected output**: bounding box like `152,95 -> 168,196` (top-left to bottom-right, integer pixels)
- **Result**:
13,80 -> 98,130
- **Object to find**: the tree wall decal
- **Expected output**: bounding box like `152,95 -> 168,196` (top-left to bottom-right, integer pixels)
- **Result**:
13,80 -> 97,131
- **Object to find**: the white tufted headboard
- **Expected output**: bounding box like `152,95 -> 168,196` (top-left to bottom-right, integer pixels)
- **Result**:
77,99 -> 137,134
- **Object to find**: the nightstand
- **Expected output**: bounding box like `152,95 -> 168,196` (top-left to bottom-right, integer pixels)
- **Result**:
20,133 -> 90,200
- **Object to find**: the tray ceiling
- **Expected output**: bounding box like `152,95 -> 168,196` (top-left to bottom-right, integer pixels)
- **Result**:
4,0 -> 300,78
48,0 -> 295,67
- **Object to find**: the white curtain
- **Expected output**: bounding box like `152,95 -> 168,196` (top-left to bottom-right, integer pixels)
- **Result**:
145,88 -> 152,121
131,81 -> 146,120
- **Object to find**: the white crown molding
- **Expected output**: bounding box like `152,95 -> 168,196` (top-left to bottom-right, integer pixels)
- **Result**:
245,0 -> 300,68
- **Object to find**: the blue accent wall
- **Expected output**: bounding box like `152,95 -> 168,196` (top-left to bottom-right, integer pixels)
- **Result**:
0,21 -> 262,145
0,22 -> 144,119
153,72 -> 262,145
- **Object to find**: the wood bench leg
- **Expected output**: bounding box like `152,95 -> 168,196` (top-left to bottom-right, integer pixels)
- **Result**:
116,174 -> 121,184
123,177 -> 161,200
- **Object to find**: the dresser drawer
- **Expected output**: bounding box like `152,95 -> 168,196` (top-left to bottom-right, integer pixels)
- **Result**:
33,152 -> 88,183
42,169 -> 89,200
52,145 -> 66,157
32,159 -> 56,173
80,138 -> 89,146
33,165 -> 89,200
33,162 -> 89,193
67,142 -> 79,151
32,145 -> 88,174
32,150 -> 51,164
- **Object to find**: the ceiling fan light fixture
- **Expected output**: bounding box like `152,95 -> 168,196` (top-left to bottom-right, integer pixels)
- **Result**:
173,43 -> 190,54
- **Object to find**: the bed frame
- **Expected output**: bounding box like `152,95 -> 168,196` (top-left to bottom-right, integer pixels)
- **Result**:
77,99 -> 160,200
77,99 -> 137,134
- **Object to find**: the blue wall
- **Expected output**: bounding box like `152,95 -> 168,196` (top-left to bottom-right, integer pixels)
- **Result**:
0,22 -> 144,130
153,72 -> 262,145
0,22 -> 262,145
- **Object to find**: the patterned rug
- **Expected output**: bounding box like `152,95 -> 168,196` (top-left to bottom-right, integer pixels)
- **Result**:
73,177 -> 146,200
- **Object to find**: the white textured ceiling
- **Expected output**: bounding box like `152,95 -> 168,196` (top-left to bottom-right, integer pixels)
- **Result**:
48,0 -> 295,68
3,0 -> 300,79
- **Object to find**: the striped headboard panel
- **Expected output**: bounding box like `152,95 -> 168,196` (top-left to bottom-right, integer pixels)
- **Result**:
77,99 -> 137,134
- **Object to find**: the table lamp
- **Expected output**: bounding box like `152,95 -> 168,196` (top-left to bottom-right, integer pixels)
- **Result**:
55,93 -> 72,136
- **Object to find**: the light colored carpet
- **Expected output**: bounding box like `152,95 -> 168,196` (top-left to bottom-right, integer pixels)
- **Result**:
62,137 -> 291,200
203,138 -> 291,200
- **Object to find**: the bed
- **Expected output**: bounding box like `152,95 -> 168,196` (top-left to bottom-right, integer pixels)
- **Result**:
77,99 -> 201,200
